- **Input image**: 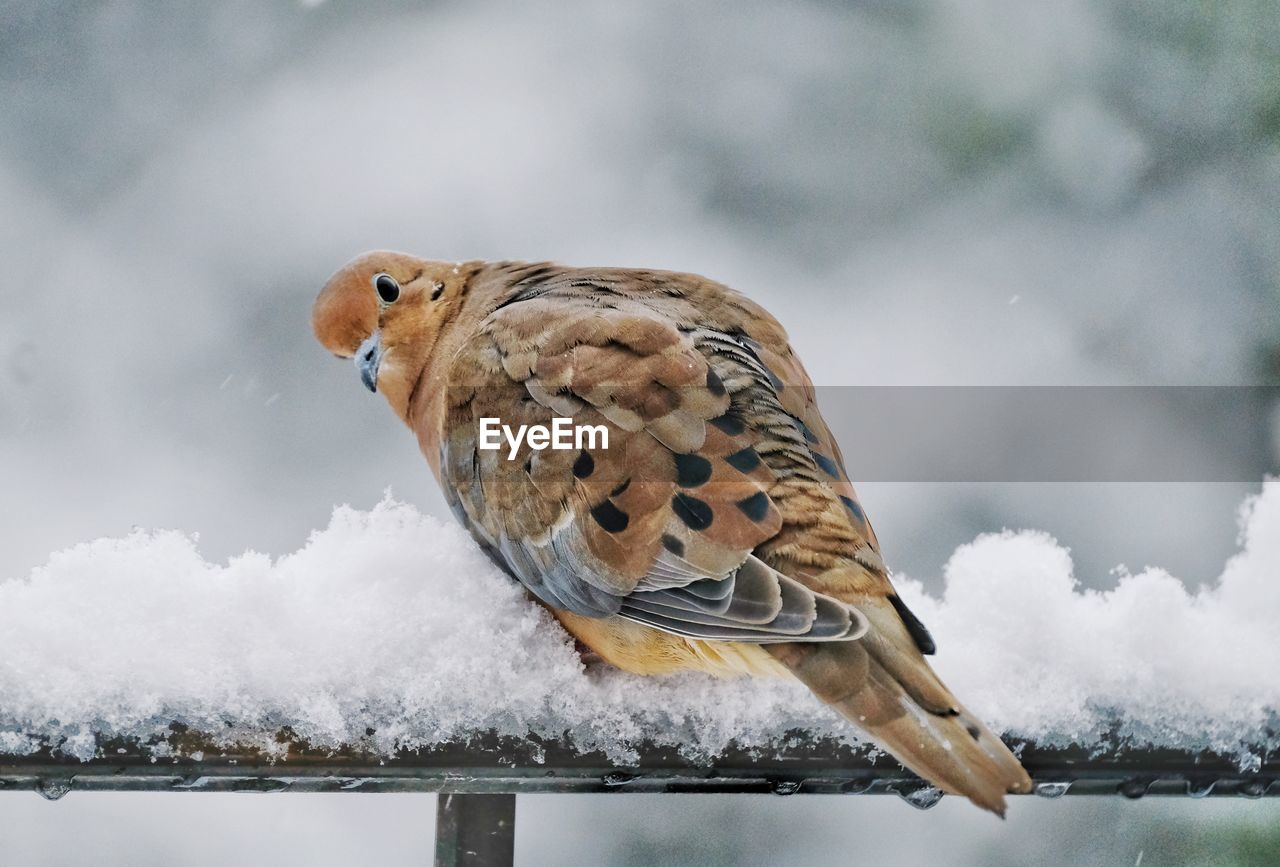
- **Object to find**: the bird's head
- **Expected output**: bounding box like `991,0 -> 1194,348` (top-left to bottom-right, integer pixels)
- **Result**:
313,250 -> 469,420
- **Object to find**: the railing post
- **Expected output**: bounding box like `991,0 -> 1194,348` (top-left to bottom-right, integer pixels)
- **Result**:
435,793 -> 516,867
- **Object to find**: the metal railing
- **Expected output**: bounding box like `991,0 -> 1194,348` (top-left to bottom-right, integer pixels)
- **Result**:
1,729 -> 1275,865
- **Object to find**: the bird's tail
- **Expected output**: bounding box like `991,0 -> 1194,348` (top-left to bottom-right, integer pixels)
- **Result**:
766,601 -> 1031,815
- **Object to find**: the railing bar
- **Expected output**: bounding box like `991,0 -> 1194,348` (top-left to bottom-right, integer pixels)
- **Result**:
435,793 -> 515,867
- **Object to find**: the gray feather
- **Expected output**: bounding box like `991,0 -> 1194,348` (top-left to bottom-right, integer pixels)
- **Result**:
618,555 -> 867,643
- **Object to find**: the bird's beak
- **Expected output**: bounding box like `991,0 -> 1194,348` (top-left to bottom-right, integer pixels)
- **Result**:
355,332 -> 382,393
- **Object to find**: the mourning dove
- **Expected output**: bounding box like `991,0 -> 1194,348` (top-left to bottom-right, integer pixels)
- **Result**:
313,252 -> 1032,813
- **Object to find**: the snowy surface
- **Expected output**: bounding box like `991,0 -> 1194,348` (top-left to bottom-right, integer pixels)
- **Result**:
2,483 -> 1278,765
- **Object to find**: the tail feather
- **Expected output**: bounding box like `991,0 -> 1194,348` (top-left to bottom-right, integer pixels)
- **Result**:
768,636 -> 1031,815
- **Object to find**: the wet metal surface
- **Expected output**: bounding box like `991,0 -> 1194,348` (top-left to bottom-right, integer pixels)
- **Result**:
0,730 -> 1276,800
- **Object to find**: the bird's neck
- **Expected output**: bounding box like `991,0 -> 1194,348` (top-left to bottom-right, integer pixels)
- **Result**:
406,261 -> 498,480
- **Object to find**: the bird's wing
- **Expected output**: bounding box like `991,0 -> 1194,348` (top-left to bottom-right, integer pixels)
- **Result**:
437,266 -> 866,643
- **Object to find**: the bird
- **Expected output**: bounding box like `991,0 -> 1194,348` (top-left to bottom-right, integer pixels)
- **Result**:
312,251 -> 1032,814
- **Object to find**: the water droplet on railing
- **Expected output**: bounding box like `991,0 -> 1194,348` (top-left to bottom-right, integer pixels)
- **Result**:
1034,781 -> 1071,798
36,779 -> 71,801
1237,781 -> 1266,799
896,783 -> 943,810
770,780 -> 801,796
1120,779 -> 1151,799
1186,780 -> 1216,799
172,775 -> 210,790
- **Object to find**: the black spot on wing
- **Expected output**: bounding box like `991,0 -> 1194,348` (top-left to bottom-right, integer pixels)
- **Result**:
590,500 -> 630,533
735,491 -> 771,522
610,478 -> 631,497
572,451 -> 594,479
795,418 -> 820,444
724,446 -> 761,473
813,452 -> 842,479
705,367 -> 727,397
661,533 -> 685,557
710,414 -> 746,436
839,495 -> 864,522
672,493 -> 714,531
673,453 -> 712,487
888,593 -> 936,655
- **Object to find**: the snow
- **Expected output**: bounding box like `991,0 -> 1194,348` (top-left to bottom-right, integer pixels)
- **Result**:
2,483 -> 1279,765
897,491 -> 1280,762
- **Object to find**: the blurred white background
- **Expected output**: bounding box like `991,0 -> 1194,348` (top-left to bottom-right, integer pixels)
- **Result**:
2,0 -> 1279,863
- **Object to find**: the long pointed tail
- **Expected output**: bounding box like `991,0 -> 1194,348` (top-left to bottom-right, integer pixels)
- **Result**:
766,606 -> 1031,815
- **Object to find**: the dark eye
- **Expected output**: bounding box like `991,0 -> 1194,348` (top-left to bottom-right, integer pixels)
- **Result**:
372,272 -> 400,304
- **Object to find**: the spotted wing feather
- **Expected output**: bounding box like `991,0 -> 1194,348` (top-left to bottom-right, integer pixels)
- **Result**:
439,267 -> 866,642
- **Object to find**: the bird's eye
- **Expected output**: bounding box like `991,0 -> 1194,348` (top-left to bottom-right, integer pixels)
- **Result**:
373,272 -> 400,305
